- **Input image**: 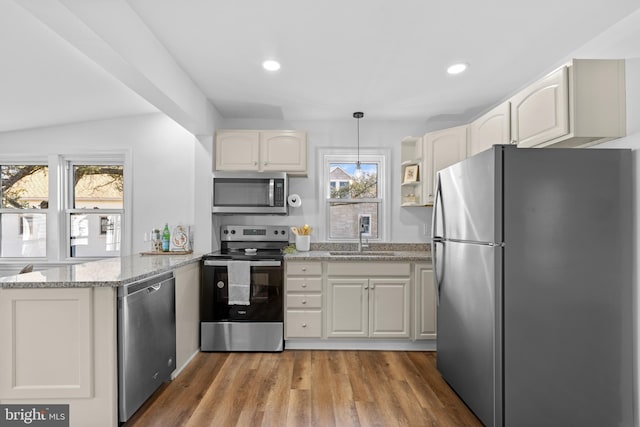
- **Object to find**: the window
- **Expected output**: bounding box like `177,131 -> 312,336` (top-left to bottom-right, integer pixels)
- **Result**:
0,154 -> 129,262
0,164 -> 48,257
67,163 -> 123,258
321,150 -> 389,241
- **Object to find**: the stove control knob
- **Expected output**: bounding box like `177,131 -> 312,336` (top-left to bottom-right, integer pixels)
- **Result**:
216,281 -> 225,289
230,230 -> 236,234
280,230 -> 286,235
223,230 -> 228,234
274,230 -> 278,235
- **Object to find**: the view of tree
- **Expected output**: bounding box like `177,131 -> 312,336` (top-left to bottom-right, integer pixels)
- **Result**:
1,164 -> 123,209
330,172 -> 378,200
1,165 -> 47,208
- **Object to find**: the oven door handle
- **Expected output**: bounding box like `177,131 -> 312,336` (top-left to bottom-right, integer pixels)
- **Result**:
203,260 -> 282,267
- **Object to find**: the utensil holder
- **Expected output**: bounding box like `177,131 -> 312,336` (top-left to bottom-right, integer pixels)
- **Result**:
295,235 -> 310,251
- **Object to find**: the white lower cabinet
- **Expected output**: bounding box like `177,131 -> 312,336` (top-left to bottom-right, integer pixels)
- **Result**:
285,261 -> 323,338
414,263 -> 437,340
326,262 -> 411,339
0,286 -> 118,427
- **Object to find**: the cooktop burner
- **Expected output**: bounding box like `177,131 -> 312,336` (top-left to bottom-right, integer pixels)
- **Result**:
204,225 -> 290,260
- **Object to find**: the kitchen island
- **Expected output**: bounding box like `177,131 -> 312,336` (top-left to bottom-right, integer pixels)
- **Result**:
0,253 -> 202,427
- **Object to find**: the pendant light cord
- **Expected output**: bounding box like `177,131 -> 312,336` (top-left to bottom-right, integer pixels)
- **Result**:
353,112 -> 364,170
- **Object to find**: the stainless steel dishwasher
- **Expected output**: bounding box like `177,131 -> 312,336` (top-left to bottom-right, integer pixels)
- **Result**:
118,271 -> 176,422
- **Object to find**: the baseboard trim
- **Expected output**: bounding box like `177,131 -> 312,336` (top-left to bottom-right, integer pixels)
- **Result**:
284,339 -> 436,351
171,348 -> 200,380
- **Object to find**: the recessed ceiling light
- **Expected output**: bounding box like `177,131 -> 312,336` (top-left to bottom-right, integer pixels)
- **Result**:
447,63 -> 468,75
262,60 -> 281,71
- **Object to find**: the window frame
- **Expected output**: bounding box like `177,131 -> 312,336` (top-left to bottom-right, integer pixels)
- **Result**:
64,156 -> 128,260
0,151 -> 131,264
318,148 -> 391,242
0,157 -> 49,260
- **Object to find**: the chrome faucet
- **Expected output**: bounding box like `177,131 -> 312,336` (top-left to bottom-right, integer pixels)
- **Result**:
358,217 -> 369,252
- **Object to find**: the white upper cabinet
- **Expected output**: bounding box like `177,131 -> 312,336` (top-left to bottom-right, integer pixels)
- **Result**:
469,101 -> 511,156
215,131 -> 260,171
423,125 -> 468,205
510,66 -> 569,148
260,131 -> 307,174
216,130 -> 307,175
511,59 -> 625,148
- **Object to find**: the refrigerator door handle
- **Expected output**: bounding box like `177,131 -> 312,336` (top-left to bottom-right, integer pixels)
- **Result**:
431,173 -> 444,304
431,173 -> 444,240
432,240 -> 443,305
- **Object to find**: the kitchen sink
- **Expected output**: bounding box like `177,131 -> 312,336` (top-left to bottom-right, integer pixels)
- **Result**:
328,251 -> 396,256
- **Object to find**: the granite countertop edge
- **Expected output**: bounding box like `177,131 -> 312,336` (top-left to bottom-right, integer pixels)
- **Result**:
0,252 -> 204,289
285,250 -> 431,263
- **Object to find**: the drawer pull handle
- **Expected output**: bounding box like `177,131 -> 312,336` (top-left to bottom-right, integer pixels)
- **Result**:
302,300 -> 307,304
301,267 -> 307,271
302,323 -> 307,328
301,283 -> 307,288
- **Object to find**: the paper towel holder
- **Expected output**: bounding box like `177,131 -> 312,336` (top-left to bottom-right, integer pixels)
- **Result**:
288,194 -> 302,208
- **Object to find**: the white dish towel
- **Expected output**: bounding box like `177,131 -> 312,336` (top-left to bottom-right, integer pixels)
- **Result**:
227,260 -> 251,305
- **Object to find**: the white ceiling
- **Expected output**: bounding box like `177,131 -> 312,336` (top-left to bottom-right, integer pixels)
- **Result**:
1,0 -> 640,134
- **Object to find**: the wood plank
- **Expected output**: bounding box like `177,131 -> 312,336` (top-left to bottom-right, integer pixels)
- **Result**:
123,350 -> 482,427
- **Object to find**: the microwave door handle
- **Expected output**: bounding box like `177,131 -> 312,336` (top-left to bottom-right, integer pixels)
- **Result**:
268,179 -> 275,206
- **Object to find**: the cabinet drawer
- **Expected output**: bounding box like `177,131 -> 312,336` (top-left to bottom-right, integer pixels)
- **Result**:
287,262 -> 322,276
286,310 -> 322,338
286,294 -> 321,309
286,277 -> 322,292
327,262 -> 410,276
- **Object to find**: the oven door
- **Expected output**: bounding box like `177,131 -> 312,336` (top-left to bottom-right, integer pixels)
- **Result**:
201,259 -> 283,322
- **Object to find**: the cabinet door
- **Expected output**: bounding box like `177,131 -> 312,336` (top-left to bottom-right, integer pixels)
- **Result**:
424,125 -> 468,204
326,278 -> 368,338
469,102 -> 511,156
511,66 -> 569,148
369,279 -> 410,338
215,131 -> 260,171
260,131 -> 307,173
414,265 -> 436,340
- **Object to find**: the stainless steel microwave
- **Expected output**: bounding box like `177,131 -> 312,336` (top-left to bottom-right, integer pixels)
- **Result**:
212,171 -> 288,215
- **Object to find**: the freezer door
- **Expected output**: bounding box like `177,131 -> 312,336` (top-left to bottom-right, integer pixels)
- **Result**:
436,240 -> 502,427
434,146 -> 501,244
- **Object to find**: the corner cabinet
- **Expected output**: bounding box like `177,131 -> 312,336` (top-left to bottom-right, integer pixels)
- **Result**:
326,262 -> 411,338
423,125 -> 468,205
215,130 -> 308,175
511,59 -> 625,148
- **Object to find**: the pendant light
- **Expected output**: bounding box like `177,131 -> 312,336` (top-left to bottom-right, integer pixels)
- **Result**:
353,112 -> 364,178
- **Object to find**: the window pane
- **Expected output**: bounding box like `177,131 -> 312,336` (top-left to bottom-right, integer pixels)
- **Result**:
329,202 -> 379,239
0,213 -> 47,257
70,213 -> 121,257
329,163 -> 377,199
1,165 -> 49,209
73,165 -> 123,209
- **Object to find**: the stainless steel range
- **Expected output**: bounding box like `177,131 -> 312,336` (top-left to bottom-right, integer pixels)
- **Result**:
200,225 -> 289,352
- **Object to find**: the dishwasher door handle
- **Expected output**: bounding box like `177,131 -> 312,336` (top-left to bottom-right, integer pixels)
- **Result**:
147,284 -> 162,294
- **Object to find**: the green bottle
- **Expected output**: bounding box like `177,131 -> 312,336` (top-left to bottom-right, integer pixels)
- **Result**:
162,223 -> 170,252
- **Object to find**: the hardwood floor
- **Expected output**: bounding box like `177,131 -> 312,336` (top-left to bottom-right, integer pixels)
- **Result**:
123,351 -> 483,427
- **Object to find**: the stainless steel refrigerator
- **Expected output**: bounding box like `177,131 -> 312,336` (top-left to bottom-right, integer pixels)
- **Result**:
432,145 -> 633,427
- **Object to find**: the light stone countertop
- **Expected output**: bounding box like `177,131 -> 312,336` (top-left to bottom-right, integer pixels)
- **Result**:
0,252 -> 203,289
284,242 -> 431,263
285,250 -> 431,263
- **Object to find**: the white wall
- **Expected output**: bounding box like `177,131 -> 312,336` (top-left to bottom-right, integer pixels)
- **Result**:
0,113 -> 214,257
218,118 -> 433,243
